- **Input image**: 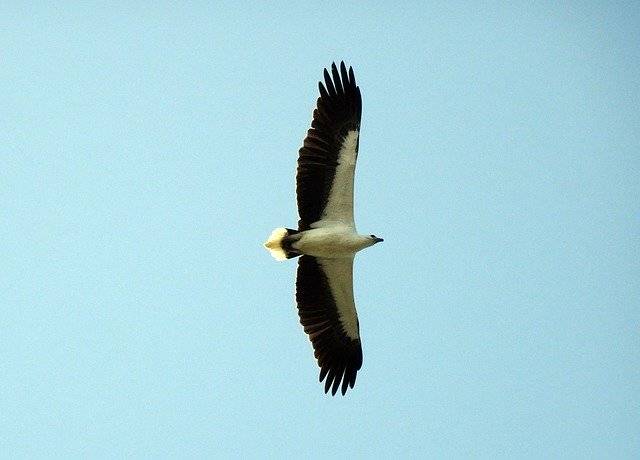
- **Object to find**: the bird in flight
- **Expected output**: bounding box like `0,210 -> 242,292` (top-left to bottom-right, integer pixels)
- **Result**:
264,62 -> 383,396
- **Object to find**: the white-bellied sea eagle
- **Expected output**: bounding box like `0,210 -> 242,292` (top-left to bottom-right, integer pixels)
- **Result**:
264,62 -> 382,396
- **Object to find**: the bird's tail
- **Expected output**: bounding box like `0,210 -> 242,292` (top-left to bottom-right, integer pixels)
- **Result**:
264,227 -> 301,261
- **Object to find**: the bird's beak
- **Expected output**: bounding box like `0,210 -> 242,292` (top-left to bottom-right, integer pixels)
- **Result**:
374,237 -> 384,243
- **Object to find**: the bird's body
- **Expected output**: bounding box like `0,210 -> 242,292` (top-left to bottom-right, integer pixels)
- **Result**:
288,225 -> 376,258
264,62 -> 382,396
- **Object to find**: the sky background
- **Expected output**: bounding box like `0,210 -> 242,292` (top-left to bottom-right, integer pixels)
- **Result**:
1,2 -> 639,458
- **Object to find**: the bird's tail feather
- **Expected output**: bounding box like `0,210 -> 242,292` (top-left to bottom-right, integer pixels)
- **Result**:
264,228 -> 301,261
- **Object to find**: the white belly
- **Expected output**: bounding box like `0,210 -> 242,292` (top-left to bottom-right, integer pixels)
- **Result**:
292,226 -> 369,258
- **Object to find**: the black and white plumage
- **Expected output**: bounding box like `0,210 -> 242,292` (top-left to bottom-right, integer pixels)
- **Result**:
264,62 -> 383,396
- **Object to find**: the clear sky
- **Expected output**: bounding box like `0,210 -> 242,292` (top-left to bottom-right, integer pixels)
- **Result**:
2,2 -> 639,458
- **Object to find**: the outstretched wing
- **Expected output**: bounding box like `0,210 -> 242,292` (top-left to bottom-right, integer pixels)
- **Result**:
296,62 -> 362,230
296,255 -> 363,396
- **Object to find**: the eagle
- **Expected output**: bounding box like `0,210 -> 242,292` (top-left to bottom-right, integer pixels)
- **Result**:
264,62 -> 383,396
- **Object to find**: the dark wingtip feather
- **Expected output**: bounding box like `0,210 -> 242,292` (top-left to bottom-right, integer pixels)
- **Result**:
331,62 -> 343,95
340,61 -> 349,87
324,367 -> 336,393
318,81 -> 328,100
342,368 -> 355,395
323,68 -> 337,98
331,365 -> 345,396
319,365 -> 329,382
340,370 -> 351,396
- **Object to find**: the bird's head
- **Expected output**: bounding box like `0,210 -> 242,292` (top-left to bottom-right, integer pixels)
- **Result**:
369,234 -> 384,244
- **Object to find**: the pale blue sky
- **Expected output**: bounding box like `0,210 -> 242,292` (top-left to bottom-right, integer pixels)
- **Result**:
1,2 -> 639,458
